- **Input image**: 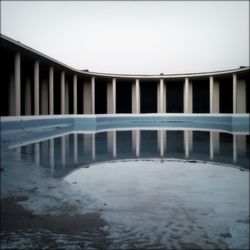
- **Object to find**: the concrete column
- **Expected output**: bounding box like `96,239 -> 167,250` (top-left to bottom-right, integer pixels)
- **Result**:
210,131 -> 219,160
183,78 -> 193,113
34,60 -> 39,115
184,78 -> 188,113
209,77 -> 220,113
9,74 -> 15,115
188,79 -> 193,113
188,80 -> 193,113
25,77 -> 31,115
107,78 -> 116,114
132,79 -> 140,114
107,131 -> 117,158
157,79 -> 164,113
74,134 -> 78,164
209,76 -> 220,113
232,74 -> 247,113
65,81 -> 69,114
91,77 -> 95,114
41,79 -> 48,115
84,78 -> 95,114
113,78 -> 116,114
184,78 -> 192,113
14,53 -> 21,116
135,79 -> 140,114
61,71 -> 65,114
132,83 -> 135,113
233,74 -> 237,114
209,76 -> 213,113
164,83 -> 167,113
236,79 -> 246,113
184,130 -> 193,158
49,67 -> 54,115
73,74 -> 77,114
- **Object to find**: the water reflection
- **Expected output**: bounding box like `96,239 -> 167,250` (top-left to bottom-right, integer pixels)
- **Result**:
10,129 -> 250,178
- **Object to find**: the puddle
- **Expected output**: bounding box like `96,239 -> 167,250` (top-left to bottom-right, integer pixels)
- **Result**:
64,159 -> 249,249
1,129 -> 249,249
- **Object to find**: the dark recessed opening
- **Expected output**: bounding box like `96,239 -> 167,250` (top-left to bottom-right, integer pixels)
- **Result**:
140,82 -> 157,113
116,80 -> 132,113
219,78 -> 233,113
68,80 -> 73,114
166,81 -> 183,113
77,80 -> 83,114
95,80 -> 107,114
54,71 -> 61,115
193,80 -> 209,113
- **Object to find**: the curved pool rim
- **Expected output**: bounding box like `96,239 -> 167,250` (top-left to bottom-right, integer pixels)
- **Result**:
1,113 -> 249,133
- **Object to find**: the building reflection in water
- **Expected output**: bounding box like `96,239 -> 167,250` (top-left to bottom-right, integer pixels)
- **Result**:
16,129 -> 249,178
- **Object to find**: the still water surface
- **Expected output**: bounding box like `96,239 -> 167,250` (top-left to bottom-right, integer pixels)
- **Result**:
9,129 -> 250,175
1,128 -> 249,249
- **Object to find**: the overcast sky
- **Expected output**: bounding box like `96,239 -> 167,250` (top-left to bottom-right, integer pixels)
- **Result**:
1,1 -> 249,74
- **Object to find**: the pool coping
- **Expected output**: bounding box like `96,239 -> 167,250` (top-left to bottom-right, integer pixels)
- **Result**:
1,114 -> 249,133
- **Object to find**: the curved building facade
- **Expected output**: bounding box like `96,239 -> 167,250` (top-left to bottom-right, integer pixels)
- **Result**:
1,34 -> 249,116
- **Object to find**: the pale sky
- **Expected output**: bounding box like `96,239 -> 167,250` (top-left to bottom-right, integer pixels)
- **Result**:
1,1 -> 249,74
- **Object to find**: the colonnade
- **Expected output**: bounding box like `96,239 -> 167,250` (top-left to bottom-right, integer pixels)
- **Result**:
8,53 -> 248,116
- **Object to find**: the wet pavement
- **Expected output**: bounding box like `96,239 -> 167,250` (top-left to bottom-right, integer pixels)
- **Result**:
1,129 -> 249,249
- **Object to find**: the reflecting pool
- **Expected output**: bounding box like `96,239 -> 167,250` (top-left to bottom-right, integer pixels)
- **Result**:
1,128 -> 249,249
